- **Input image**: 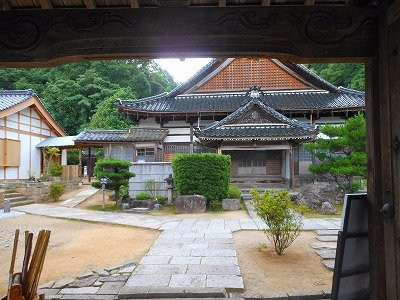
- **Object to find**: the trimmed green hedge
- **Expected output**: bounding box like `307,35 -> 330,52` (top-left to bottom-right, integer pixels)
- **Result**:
172,153 -> 231,201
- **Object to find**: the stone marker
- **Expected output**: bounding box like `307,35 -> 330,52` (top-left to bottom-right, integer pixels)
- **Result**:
175,195 -> 206,214
222,198 -> 240,211
3,199 -> 11,213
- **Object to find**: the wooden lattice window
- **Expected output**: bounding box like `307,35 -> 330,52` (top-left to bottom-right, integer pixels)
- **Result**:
0,138 -> 21,167
136,147 -> 155,162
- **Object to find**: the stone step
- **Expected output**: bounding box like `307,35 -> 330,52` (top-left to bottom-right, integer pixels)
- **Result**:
6,195 -> 28,202
316,235 -> 338,242
315,229 -> 339,236
4,192 -> 23,198
10,199 -> 35,207
310,242 -> 337,250
118,287 -> 229,299
316,249 -> 336,259
323,260 -> 335,271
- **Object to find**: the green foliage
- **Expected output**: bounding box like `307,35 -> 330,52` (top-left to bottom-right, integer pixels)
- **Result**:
303,114 -> 367,192
43,147 -> 61,179
210,200 -> 223,212
48,182 -> 65,202
144,179 -> 157,198
119,186 -> 129,197
88,89 -> 133,130
0,60 -> 176,135
227,184 -> 241,199
305,63 -> 365,91
49,163 -> 63,177
155,195 -> 168,205
251,189 -> 302,255
92,158 -> 135,206
136,192 -> 152,201
67,149 -> 79,165
172,153 -> 231,201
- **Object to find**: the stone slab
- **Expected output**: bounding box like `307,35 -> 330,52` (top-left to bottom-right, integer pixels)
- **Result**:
97,281 -> 125,295
125,275 -> 171,287
323,260 -> 335,270
60,287 -> 100,295
315,229 -> 339,236
201,256 -> 238,266
186,265 -> 240,275
316,235 -> 338,242
169,274 -> 207,288
316,250 -> 336,259
170,256 -> 201,265
140,255 -> 171,265
98,275 -> 129,282
310,242 -> 337,250
206,275 -> 244,291
134,264 -> 187,275
53,278 -> 75,289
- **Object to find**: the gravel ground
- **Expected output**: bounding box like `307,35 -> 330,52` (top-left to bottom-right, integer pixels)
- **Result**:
233,230 -> 333,294
0,214 -> 159,295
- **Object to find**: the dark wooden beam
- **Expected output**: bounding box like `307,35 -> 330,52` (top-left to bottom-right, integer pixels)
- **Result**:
130,0 -> 140,8
0,6 -> 376,66
387,0 -> 400,25
39,0 -> 53,9
82,0 -> 96,9
0,0 -> 10,11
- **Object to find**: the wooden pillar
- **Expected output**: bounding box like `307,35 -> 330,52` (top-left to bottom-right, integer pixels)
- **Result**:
78,147 -> 82,181
289,145 -> 294,188
88,147 -> 92,183
189,122 -> 194,154
366,3 -> 400,298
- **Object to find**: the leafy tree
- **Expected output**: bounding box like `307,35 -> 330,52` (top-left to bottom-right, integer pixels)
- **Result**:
251,189 -> 302,255
49,182 -> 65,202
305,63 -> 365,91
92,158 -> 135,207
88,88 -> 134,130
43,147 -> 61,179
303,114 -> 367,192
0,60 -> 176,135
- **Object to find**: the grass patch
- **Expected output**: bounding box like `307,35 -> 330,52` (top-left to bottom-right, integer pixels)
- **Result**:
149,204 -> 176,216
87,204 -> 119,212
292,202 -> 343,219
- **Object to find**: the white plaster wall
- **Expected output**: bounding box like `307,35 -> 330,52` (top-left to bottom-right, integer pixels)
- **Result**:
164,135 -> 191,143
31,136 -> 42,179
19,134 -> 31,179
139,117 -> 161,128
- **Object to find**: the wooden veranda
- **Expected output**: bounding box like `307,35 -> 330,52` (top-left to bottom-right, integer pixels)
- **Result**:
0,0 -> 399,298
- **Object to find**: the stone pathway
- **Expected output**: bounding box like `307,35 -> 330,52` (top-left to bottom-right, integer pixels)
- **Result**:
309,229 -> 339,271
0,210 -> 25,219
60,186 -> 98,208
38,260 -> 137,300
120,225 -> 244,297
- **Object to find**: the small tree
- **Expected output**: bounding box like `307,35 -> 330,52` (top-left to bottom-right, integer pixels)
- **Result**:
92,158 -> 135,207
49,182 -> 65,202
303,113 -> 367,192
43,147 -> 61,179
251,189 -> 302,255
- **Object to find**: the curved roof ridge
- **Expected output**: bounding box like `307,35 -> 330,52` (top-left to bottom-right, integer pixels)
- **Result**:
338,86 -> 365,95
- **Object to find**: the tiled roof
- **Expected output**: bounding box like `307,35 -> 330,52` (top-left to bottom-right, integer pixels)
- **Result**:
117,87 -> 364,114
75,128 -> 169,143
0,90 -> 35,111
195,89 -> 317,141
116,59 -> 365,116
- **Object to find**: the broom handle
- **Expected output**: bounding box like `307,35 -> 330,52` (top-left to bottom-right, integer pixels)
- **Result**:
8,229 -> 19,290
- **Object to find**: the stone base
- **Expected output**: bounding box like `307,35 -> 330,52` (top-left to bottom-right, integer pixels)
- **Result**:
222,198 -> 240,211
175,195 -> 206,214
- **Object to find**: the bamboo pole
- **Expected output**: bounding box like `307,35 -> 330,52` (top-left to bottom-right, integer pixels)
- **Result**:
8,229 -> 19,290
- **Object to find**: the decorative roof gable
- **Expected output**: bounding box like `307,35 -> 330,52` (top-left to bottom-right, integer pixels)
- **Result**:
196,88 -> 317,141
191,58 -> 311,93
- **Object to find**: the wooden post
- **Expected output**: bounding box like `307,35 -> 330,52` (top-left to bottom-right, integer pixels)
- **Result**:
78,147 -> 82,182
365,3 -> 400,297
189,122 -> 194,154
87,147 -> 92,183
289,145 -> 294,189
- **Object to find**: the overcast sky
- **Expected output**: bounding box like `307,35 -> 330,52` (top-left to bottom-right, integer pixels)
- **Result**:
154,58 -> 212,83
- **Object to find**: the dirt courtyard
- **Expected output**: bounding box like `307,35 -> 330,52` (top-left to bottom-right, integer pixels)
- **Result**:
234,231 -> 333,295
0,215 -> 159,295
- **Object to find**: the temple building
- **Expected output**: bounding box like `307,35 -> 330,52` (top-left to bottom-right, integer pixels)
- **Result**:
76,58 -> 365,187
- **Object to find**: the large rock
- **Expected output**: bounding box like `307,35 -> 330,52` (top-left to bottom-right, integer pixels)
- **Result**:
175,195 -> 206,214
222,198 -> 240,211
296,182 -> 344,213
321,201 -> 337,214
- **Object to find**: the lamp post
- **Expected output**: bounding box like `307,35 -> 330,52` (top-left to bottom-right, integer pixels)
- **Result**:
99,177 -> 109,209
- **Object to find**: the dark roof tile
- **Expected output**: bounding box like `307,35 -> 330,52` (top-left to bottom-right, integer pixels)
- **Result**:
0,90 -> 36,111
75,128 -> 168,143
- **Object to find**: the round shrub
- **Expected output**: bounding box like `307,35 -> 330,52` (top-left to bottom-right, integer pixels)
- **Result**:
172,153 -> 231,201
49,163 -> 63,177
48,182 -> 65,202
227,184 -> 241,199
136,191 -> 152,200
155,195 -> 168,205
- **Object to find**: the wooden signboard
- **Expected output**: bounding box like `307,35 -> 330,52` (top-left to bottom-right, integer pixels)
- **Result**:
331,193 -> 370,300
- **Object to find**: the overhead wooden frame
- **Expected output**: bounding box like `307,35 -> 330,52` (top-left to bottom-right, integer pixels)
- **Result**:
0,6 -> 377,67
